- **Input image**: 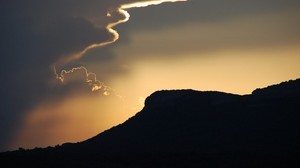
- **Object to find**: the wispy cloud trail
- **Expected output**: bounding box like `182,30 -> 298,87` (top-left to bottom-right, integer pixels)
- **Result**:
54,0 -> 187,93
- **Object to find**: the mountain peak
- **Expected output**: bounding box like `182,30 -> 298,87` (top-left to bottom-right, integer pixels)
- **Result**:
144,89 -> 241,111
1,79 -> 300,167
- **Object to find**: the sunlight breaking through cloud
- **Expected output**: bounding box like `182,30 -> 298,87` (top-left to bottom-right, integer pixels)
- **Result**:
54,0 -> 188,93
54,66 -> 111,95
56,0 -> 187,65
122,0 -> 187,9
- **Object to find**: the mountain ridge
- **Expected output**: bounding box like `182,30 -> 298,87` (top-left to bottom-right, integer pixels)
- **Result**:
1,78 -> 300,167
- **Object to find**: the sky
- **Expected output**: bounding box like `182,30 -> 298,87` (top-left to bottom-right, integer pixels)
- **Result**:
1,0 -> 300,151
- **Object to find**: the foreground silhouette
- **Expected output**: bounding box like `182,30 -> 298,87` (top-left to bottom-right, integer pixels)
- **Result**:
1,79 -> 300,167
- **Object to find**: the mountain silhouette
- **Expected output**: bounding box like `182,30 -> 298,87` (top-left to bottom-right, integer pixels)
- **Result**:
1,79 -> 300,167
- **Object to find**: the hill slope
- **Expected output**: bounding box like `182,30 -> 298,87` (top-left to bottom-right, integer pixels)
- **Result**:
1,79 -> 300,167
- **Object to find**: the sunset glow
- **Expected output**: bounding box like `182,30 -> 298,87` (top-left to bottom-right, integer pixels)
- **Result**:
1,0 -> 300,152
9,94 -> 137,150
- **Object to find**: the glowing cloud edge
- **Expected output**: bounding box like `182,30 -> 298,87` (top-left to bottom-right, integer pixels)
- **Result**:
122,0 -> 187,9
54,0 -> 187,93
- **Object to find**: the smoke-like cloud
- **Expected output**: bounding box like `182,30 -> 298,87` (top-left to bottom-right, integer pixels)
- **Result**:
50,0 -> 188,95
53,0 -> 188,101
54,0 -> 187,65
0,0 -> 187,151
122,0 -> 187,9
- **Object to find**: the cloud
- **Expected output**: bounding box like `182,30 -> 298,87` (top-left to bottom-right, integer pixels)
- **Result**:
110,0 -> 300,62
54,66 -> 111,95
114,11 -> 300,59
0,0 -> 187,151
1,0 -> 298,152
122,0 -> 186,9
120,0 -> 300,30
2,0 -> 299,152
53,0 -> 188,66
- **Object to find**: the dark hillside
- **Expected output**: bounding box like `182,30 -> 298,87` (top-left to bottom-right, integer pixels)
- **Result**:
1,79 -> 300,167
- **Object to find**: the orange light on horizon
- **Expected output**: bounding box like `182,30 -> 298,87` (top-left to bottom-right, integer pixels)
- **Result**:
8,94 -> 140,150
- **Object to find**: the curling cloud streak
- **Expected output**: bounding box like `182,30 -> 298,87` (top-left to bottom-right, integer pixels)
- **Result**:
122,0 -> 187,9
55,0 -> 187,90
56,0 -> 187,65
54,8 -> 130,66
0,0 -> 187,151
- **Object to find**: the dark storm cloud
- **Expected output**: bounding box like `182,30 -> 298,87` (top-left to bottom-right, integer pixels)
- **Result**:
0,0 -> 185,151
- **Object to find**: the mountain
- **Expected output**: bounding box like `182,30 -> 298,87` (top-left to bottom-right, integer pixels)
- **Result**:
1,79 -> 300,167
